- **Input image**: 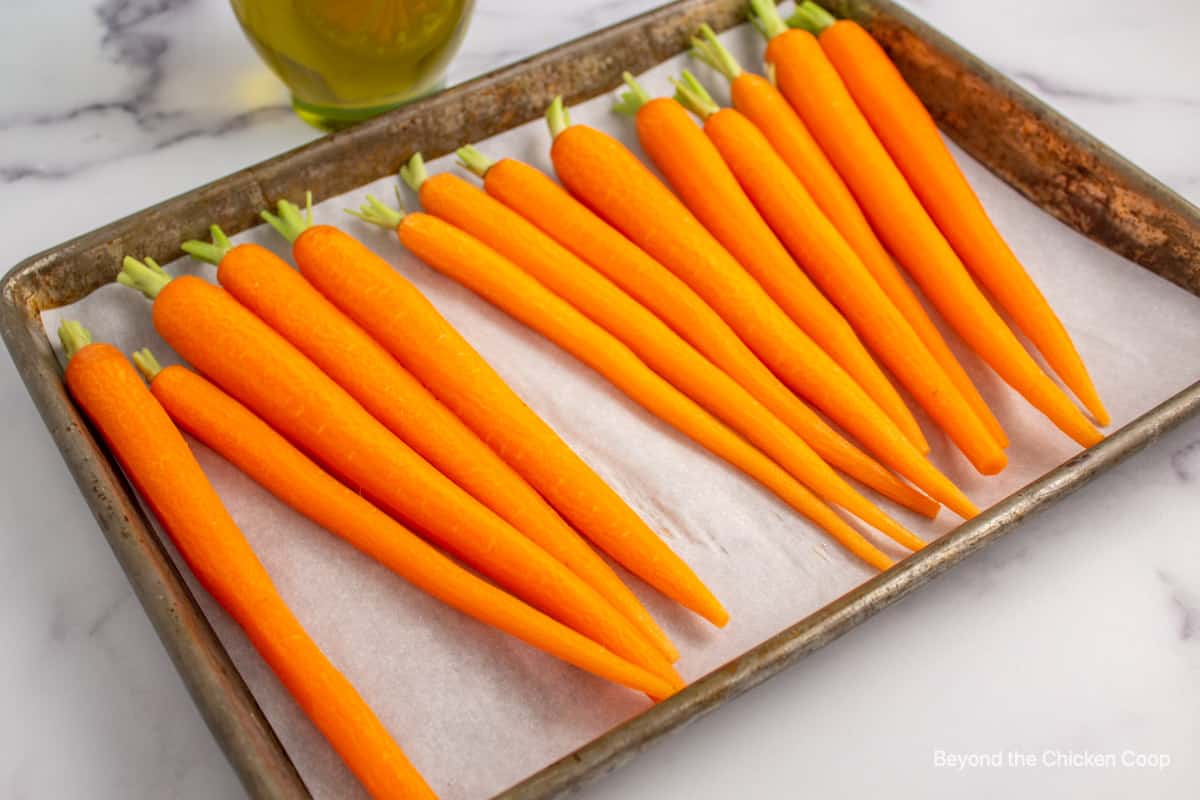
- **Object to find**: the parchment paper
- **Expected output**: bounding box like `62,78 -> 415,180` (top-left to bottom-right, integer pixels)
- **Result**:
40,19 -> 1200,800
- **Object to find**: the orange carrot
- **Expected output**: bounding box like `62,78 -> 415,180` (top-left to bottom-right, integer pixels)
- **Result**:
381,180 -> 910,562
136,354 -> 675,699
802,7 -> 1109,426
361,202 -> 897,569
613,73 -> 928,453
689,24 -> 1008,447
182,224 -> 676,663
57,323 -> 435,800
412,155 -> 922,554
462,144 -> 938,518
750,2 -> 1102,448
672,73 -> 1006,475
116,261 -> 683,687
547,100 -> 978,518
256,220 -> 728,628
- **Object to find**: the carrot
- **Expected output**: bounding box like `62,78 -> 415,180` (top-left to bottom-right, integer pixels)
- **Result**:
798,6 -> 1109,427
547,99 -> 979,519
352,194 -> 899,570
399,166 -> 918,558
252,218 -> 728,629
689,24 -> 1008,448
134,353 -> 675,699
57,323 -> 435,800
116,261 -> 683,687
459,140 -> 938,518
672,72 -> 1006,476
415,153 -> 923,553
182,222 -> 676,664
750,1 -> 1102,448
613,73 -> 929,454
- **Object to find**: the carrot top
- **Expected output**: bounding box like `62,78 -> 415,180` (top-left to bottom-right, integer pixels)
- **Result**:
747,0 -> 788,40
613,71 -> 655,117
689,24 -> 743,82
59,319 -> 93,360
456,145 -> 495,178
546,95 -> 573,140
131,347 -> 163,381
181,226 -> 235,266
119,256 -> 172,299
670,71 -> 719,120
788,1 -> 837,34
261,191 -> 316,244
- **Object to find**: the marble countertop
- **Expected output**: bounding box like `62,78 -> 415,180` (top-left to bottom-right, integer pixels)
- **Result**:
2,1 -> 1198,797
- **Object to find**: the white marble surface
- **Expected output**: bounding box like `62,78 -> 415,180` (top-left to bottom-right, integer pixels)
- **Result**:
1,1 -> 1197,798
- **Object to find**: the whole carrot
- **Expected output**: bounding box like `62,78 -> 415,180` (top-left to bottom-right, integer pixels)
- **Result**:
461,141 -> 939,518
671,72 -> 1006,476
797,5 -> 1109,426
689,24 -> 1007,448
116,262 -> 683,686
374,172 -> 911,565
182,223 -> 675,663
258,220 -> 728,628
750,1 -> 1102,448
57,323 -> 435,800
547,99 -> 978,518
412,153 -> 922,552
614,73 -> 928,453
135,354 -> 675,699
356,198 -> 898,569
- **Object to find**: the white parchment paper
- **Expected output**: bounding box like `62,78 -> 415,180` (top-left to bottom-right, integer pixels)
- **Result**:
40,19 -> 1200,800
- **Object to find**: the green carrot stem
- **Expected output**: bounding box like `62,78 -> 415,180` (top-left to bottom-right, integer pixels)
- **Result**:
132,348 -> 163,382
400,153 -> 428,192
59,320 -> 93,360
612,71 -> 653,116
689,24 -> 743,81
345,189 -> 406,229
181,225 -> 234,266
261,192 -> 314,244
546,96 -> 572,139
788,1 -> 836,34
747,0 -> 788,40
118,256 -> 172,300
671,70 -> 720,120
456,145 -> 495,178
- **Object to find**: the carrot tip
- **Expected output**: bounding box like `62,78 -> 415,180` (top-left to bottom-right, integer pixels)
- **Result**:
1083,398 -> 1111,428
58,320 -> 93,360
910,493 -> 940,519
705,605 -> 731,628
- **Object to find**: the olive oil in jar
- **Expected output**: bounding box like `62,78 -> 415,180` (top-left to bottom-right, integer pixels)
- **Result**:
231,0 -> 474,129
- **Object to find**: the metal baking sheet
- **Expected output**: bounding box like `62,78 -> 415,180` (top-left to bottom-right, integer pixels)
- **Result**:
3,1 -> 1199,797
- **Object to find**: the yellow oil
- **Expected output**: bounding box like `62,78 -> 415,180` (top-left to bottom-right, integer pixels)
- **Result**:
231,0 -> 474,129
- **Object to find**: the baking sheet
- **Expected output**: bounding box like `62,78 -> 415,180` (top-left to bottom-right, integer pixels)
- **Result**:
39,17 -> 1200,799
